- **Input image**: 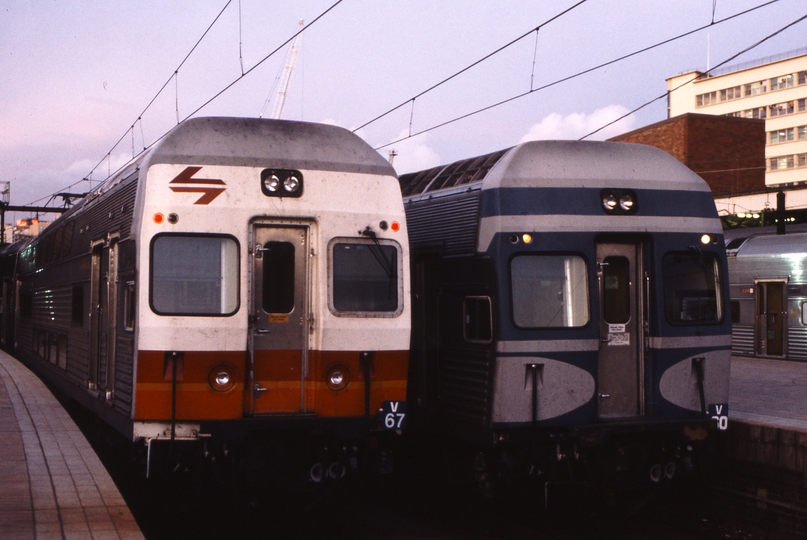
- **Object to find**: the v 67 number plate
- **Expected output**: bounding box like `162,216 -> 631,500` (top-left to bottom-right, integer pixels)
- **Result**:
379,401 -> 407,430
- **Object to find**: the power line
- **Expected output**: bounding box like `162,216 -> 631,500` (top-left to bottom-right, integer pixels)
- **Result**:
25,0 -> 345,208
580,8 -> 807,140
368,0 -> 783,150
353,0 -> 590,134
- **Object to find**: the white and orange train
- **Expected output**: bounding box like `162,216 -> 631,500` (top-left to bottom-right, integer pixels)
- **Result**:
0,117 -> 410,481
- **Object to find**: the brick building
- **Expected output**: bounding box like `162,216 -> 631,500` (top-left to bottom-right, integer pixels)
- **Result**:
609,112 -> 766,198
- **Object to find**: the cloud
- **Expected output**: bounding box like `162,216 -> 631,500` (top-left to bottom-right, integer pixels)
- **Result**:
520,105 -> 637,142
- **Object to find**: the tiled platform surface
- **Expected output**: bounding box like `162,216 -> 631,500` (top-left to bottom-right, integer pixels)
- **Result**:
0,351 -> 144,539
730,355 -> 807,432
728,355 -> 807,475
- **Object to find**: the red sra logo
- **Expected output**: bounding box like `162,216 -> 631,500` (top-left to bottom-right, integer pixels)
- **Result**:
169,166 -> 226,204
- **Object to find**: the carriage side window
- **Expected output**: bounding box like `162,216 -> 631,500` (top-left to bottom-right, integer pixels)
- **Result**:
331,241 -> 401,314
662,251 -> 722,324
150,235 -> 239,316
511,255 -> 589,328
464,296 -> 492,343
123,281 -> 136,331
71,286 -> 84,327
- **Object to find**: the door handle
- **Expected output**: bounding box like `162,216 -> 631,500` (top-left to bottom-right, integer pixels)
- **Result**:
253,383 -> 268,398
255,328 -> 270,334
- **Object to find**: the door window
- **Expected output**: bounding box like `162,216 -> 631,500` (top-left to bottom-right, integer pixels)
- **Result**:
602,256 -> 630,323
261,241 -> 295,313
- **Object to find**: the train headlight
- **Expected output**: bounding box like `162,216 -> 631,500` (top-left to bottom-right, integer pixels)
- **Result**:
261,169 -> 304,198
283,175 -> 300,193
619,194 -> 634,211
264,174 -> 280,192
209,364 -> 236,392
327,366 -> 349,391
600,189 -> 638,215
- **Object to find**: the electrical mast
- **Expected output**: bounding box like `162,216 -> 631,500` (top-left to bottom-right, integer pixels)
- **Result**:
265,19 -> 304,120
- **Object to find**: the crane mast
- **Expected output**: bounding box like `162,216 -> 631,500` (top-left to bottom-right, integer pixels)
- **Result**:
269,19 -> 304,120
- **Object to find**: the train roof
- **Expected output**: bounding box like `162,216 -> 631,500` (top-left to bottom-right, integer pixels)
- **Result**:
400,140 -> 711,201
731,231 -> 807,257
146,117 -> 395,176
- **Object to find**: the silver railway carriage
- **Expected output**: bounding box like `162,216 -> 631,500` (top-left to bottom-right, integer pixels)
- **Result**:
400,140 -> 731,491
727,231 -> 807,361
0,117 -> 410,480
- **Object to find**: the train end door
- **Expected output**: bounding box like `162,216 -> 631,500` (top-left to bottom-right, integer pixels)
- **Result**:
755,280 -> 787,357
249,224 -> 310,414
596,242 -> 644,420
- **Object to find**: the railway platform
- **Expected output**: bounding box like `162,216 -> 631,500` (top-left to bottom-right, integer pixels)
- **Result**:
728,355 -> 807,473
0,351 -> 143,540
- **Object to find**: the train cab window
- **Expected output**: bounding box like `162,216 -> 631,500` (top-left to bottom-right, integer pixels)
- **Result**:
662,251 -> 722,324
331,241 -> 401,314
150,235 -> 239,316
510,255 -> 589,328
464,296 -> 492,343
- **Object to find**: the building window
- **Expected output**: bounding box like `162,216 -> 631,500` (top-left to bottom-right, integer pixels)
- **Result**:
696,91 -> 717,107
799,126 -> 806,140
799,98 -> 806,112
773,128 -> 797,144
771,74 -> 794,91
799,71 -> 806,85
799,154 -> 807,168
770,102 -> 794,117
745,81 -> 767,96
720,86 -> 741,101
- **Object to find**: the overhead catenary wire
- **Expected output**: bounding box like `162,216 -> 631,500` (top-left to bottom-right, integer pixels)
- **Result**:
25,0 -> 345,208
579,9 -> 807,140
368,0 -> 783,151
353,0 -> 590,134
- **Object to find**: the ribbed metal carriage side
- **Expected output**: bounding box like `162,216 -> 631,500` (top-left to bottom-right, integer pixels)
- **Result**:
400,149 -> 507,425
729,232 -> 807,361
15,168 -> 139,417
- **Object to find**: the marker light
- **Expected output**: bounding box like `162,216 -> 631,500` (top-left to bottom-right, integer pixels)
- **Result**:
390,221 -> 400,232
522,233 -> 533,244
153,213 -> 165,224
700,234 -> 712,245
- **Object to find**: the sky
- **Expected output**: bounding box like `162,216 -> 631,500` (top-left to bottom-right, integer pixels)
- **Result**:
1,0 -> 806,220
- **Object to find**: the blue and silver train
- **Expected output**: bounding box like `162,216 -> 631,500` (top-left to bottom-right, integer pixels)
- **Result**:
400,140 -> 731,493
